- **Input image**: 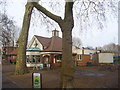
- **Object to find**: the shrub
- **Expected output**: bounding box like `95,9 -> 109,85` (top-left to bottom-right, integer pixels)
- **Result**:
86,62 -> 93,66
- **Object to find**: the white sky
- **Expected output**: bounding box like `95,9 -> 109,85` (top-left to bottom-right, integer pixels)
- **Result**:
3,0 -> 118,48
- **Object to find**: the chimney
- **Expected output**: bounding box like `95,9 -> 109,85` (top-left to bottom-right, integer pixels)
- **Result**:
82,47 -> 84,55
52,29 -> 59,37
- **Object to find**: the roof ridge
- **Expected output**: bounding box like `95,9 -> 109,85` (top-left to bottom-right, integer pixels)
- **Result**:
34,35 -> 51,47
34,35 -> 50,39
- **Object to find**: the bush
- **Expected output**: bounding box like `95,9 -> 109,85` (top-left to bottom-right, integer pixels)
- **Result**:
86,62 -> 93,66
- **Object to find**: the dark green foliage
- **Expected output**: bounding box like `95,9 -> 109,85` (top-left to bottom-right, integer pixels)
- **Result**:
86,62 -> 93,66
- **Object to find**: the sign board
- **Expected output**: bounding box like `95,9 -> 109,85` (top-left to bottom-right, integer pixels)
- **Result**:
32,73 -> 42,88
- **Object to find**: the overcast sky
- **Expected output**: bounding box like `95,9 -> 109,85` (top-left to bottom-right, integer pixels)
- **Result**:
3,0 -> 118,48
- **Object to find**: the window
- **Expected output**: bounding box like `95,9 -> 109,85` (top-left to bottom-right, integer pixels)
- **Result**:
90,53 -> 93,60
26,55 -> 40,64
13,56 -> 16,59
33,55 -> 40,63
56,54 -> 62,62
26,55 -> 29,63
36,56 -> 40,62
77,54 -> 82,61
32,55 -> 35,62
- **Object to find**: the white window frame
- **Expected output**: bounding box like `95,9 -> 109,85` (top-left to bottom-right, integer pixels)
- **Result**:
77,54 -> 82,61
90,53 -> 93,60
56,55 -> 62,62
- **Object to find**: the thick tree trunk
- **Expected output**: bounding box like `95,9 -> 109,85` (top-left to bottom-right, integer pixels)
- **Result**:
61,27 -> 75,88
15,3 -> 33,75
60,2 -> 75,88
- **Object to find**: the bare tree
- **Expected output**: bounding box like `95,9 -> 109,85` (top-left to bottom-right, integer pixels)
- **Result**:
0,13 -> 19,47
0,1 -> 19,64
72,37 -> 82,48
15,0 -> 117,88
0,1 -> 19,47
102,43 -> 119,53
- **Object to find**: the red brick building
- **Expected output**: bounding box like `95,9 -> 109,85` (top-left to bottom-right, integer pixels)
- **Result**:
2,46 -> 17,63
72,46 -> 97,66
5,30 -> 97,67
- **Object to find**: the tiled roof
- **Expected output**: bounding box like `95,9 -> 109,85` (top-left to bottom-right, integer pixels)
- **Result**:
9,48 -> 18,55
2,47 -> 17,55
34,35 -> 51,47
9,35 -> 62,55
44,36 -> 62,52
34,35 -> 62,52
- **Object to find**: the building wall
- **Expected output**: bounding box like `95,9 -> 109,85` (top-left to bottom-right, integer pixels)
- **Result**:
72,46 -> 82,54
77,55 -> 93,66
53,62 -> 61,67
2,47 -> 17,63
72,46 -> 97,55
2,47 -> 17,55
73,46 -> 96,66
28,36 -> 43,50
84,49 -> 97,54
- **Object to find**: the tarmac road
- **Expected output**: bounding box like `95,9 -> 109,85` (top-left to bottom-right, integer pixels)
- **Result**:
2,64 -> 19,88
2,75 -> 19,88
1,64 -> 119,88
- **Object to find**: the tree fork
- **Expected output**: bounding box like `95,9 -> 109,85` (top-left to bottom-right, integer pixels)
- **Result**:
15,2 -> 33,75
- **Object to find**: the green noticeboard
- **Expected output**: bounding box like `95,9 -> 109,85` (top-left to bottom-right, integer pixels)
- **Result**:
32,73 -> 42,88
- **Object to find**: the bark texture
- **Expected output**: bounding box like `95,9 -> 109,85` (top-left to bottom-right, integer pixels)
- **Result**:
61,29 -> 75,88
60,2 -> 75,88
15,2 -> 33,75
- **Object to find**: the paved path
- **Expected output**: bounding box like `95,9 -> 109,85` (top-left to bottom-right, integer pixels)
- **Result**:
2,75 -> 19,88
2,64 -> 19,88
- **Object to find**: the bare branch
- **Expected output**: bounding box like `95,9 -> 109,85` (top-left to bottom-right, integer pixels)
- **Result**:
74,0 -> 117,30
0,12 -> 19,47
72,37 -> 82,48
32,2 -> 63,24
30,8 -> 58,33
